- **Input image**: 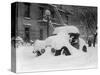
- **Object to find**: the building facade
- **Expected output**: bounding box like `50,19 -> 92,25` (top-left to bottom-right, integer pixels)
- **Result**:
11,2 -> 70,42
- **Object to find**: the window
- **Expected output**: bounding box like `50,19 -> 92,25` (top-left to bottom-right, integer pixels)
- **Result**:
24,3 -> 30,18
39,7 -> 45,20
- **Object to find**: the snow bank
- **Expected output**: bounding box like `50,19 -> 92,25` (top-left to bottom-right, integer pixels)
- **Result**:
16,25 -> 97,72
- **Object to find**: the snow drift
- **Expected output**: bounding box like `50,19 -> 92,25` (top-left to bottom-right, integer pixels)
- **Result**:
15,25 -> 97,73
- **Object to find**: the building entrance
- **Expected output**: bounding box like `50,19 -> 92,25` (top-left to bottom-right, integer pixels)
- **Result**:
25,27 -> 30,42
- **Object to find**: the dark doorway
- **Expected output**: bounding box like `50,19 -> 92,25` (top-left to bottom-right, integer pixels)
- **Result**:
25,27 -> 30,42
40,29 -> 43,40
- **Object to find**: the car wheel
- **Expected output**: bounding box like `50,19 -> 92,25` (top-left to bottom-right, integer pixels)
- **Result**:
41,49 -> 45,54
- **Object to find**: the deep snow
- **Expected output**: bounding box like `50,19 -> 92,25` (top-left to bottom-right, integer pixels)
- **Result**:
15,25 -> 97,73
16,44 -> 97,73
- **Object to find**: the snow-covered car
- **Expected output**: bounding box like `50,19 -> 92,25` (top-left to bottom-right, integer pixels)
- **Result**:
32,25 -> 88,57
52,25 -> 88,53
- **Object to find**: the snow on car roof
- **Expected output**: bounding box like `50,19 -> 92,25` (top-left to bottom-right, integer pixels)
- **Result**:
53,25 -> 80,34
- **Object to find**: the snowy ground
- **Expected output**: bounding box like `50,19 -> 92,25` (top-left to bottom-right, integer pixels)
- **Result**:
16,45 -> 98,73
